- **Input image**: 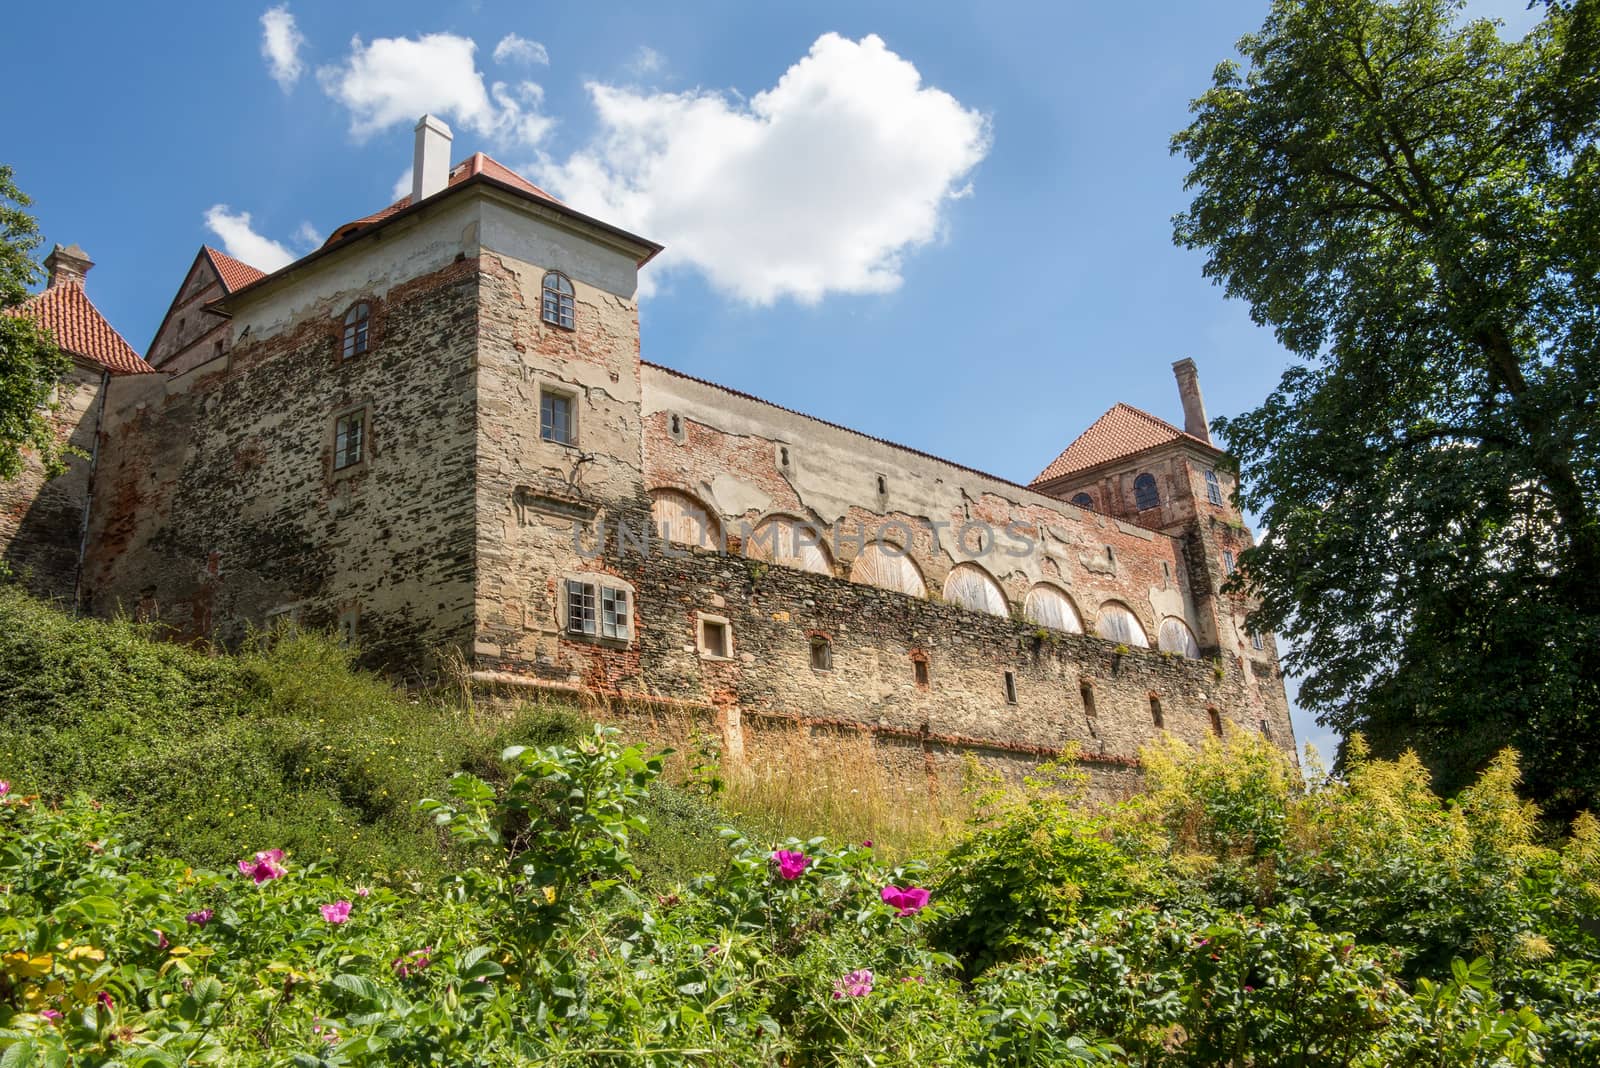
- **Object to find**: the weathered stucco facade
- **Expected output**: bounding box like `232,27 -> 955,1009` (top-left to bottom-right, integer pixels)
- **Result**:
10,120 -> 1294,796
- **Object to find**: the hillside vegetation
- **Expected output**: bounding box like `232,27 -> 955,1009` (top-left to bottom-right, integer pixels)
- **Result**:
2,594 -> 1599,1065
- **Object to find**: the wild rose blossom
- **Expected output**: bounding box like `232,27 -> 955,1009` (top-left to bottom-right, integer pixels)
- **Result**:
237,849 -> 287,884
40,1009 -> 62,1022
320,900 -> 352,924
880,885 -> 931,917
832,969 -> 874,999
0,780 -> 10,798
154,929 -> 169,950
355,886 -> 371,898
392,947 -> 433,979
185,909 -> 214,926
772,849 -> 809,880
97,991 -> 114,1009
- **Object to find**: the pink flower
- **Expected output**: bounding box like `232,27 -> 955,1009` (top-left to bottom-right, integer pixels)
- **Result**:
154,929 -> 169,950
355,886 -> 371,898
0,780 -> 10,798
40,1009 -> 62,1022
237,849 -> 287,883
862,840 -> 873,848
832,969 -> 874,999
98,990 -> 114,1009
392,947 -> 433,979
320,900 -> 352,924
880,885 -> 931,917
772,850 -> 809,880
185,908 -> 214,926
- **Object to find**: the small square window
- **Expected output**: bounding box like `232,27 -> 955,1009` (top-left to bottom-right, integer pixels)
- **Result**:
701,618 -> 730,659
567,580 -> 630,641
541,389 -> 576,446
1003,671 -> 1018,704
334,410 -> 366,470
810,636 -> 832,671
912,657 -> 930,687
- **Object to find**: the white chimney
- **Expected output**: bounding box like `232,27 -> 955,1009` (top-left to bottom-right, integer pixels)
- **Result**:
411,114 -> 453,204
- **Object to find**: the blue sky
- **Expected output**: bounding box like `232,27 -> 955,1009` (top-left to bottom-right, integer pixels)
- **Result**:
8,0 -> 1543,761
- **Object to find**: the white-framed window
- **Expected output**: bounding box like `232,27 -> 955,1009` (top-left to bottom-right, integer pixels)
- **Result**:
1251,630 -> 1266,651
565,578 -> 631,640
541,271 -> 576,330
333,409 -> 366,471
1205,469 -> 1224,506
1222,549 -> 1237,575
540,388 -> 576,446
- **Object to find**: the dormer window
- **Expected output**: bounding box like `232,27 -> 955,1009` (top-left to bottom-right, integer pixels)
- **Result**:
342,302 -> 371,360
541,271 -> 575,330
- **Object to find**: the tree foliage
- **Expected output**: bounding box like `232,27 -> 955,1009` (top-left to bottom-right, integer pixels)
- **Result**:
0,165 -> 71,481
1172,0 -> 1600,813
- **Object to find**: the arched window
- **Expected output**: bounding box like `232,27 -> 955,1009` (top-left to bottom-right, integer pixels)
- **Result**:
341,302 -> 370,360
1157,616 -> 1201,658
1205,469 -> 1224,506
1095,601 -> 1149,648
1071,492 -> 1093,509
650,488 -> 722,550
1024,584 -> 1083,634
943,563 -> 1008,617
541,271 -> 575,330
746,515 -> 832,575
850,543 -> 926,598
1133,473 -> 1160,511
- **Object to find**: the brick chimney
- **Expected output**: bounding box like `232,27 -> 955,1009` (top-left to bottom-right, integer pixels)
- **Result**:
1172,358 -> 1211,444
411,114 -> 453,204
44,243 -> 94,288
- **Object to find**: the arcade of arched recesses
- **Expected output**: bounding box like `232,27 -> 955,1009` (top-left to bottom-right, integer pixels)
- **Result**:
1095,600 -> 1149,648
744,513 -> 833,575
644,487 -> 1201,654
942,562 -> 1008,617
1157,616 -> 1202,658
649,488 -> 722,549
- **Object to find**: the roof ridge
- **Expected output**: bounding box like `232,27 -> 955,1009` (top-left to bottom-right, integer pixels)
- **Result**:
8,279 -> 154,374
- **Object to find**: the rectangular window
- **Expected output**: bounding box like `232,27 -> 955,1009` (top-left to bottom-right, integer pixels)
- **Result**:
566,579 -> 596,636
913,658 -> 930,687
1081,682 -> 1097,718
334,410 -> 365,470
601,586 -> 629,640
1260,718 -> 1274,740
540,389 -> 575,445
701,618 -> 729,659
1150,695 -> 1164,728
1004,671 -> 1018,705
567,580 -> 629,639
1206,470 -> 1224,506
1222,550 -> 1236,575
1209,708 -> 1224,737
1251,630 -> 1265,651
810,636 -> 832,671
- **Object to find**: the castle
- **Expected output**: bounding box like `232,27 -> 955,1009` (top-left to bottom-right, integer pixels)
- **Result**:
4,116 -> 1293,794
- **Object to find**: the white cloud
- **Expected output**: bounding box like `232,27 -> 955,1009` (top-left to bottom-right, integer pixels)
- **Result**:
628,46 -> 664,76
294,221 -> 324,248
318,33 -> 552,148
540,33 -> 989,305
392,168 -> 413,200
260,5 -> 306,91
493,33 -> 549,66
203,206 -> 296,271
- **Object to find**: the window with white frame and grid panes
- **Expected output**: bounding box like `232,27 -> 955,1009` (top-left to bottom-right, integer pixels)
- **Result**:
1205,469 -> 1224,506
566,579 -> 630,640
542,271 -> 575,330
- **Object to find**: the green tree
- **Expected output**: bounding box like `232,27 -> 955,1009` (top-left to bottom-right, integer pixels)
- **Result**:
1172,0 -> 1600,814
0,164 -> 71,480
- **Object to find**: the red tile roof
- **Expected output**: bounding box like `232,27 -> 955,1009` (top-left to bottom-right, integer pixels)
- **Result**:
1030,402 -> 1217,486
6,282 -> 154,375
324,152 -> 561,248
204,247 -> 267,293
